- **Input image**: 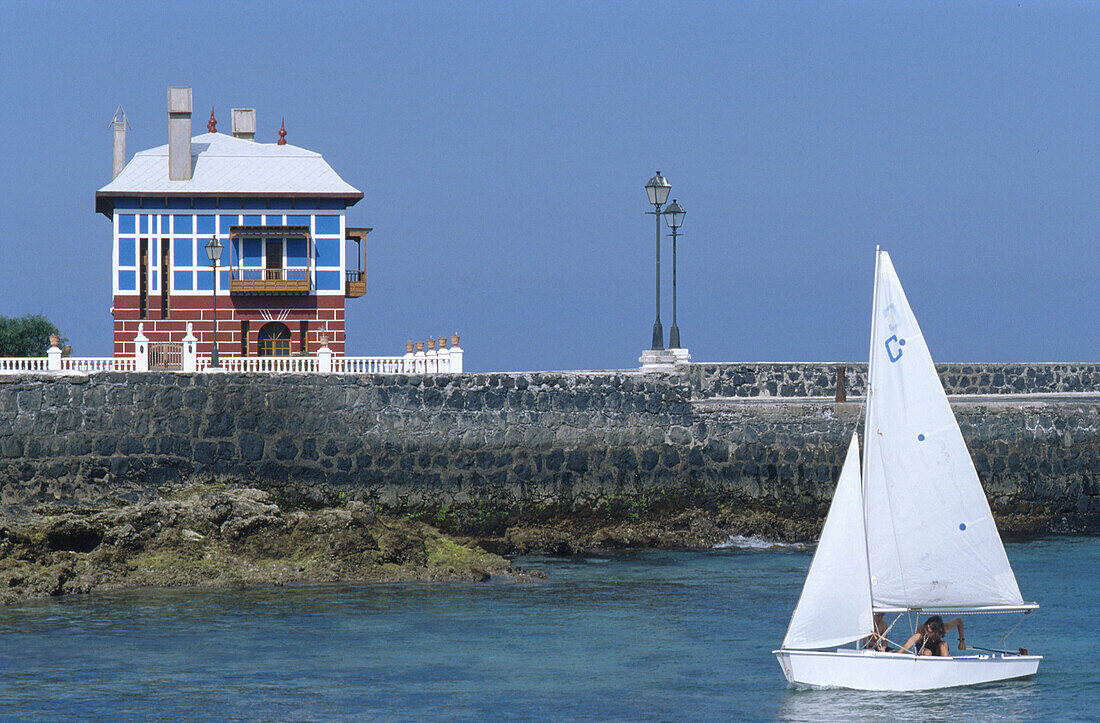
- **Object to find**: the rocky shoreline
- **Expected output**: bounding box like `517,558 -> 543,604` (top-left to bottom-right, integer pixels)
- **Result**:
0,481 -> 1065,605
0,485 -> 543,605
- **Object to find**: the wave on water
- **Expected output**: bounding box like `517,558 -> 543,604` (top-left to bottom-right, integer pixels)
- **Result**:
713,535 -> 807,550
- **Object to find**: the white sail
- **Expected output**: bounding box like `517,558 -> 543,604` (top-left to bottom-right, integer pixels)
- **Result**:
862,250 -> 1024,609
783,433 -> 874,649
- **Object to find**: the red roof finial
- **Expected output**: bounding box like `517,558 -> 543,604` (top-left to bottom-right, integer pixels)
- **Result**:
207,107 -> 217,133
277,118 -> 287,145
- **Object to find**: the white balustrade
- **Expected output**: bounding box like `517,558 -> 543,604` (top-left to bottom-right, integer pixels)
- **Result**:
62,357 -> 137,372
0,357 -> 51,373
0,333 -> 464,375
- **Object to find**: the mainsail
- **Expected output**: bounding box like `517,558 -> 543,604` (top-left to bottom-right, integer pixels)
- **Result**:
862,249 -> 1025,610
782,433 -> 874,649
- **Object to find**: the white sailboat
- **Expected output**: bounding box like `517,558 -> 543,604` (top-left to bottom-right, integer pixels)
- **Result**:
773,248 -> 1041,691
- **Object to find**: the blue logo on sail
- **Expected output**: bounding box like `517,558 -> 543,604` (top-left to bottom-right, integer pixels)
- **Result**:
886,335 -> 906,362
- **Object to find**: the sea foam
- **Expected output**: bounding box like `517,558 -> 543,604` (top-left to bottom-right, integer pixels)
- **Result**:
713,535 -> 805,550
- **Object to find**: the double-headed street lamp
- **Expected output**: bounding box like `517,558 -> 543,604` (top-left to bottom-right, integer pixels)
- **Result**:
663,199 -> 685,349
644,171 -> 671,350
204,236 -> 224,368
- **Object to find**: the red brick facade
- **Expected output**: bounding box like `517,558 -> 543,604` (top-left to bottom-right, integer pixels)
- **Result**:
113,294 -> 346,357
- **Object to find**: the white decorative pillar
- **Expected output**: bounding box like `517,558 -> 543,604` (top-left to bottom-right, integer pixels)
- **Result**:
47,335 -> 62,371
403,340 -> 415,373
134,323 -> 149,372
182,322 -> 197,372
437,336 -> 448,372
414,341 -> 426,373
449,333 -> 463,373
317,336 -> 332,373
425,338 -> 437,373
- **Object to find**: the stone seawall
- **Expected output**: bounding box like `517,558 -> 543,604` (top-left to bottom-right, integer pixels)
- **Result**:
1,367 -> 1097,536
687,362 -> 1100,398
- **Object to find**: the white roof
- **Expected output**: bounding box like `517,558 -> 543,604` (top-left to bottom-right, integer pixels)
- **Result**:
97,132 -> 362,198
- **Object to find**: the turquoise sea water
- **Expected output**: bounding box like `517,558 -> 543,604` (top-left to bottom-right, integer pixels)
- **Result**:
0,537 -> 1096,721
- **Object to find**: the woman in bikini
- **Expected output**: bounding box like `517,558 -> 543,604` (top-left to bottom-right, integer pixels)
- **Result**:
897,615 -> 967,656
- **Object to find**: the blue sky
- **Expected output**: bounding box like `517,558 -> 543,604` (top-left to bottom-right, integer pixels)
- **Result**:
1,1 -> 1097,371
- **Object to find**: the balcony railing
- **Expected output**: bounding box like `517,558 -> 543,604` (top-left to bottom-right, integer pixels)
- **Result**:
346,269 -> 366,298
229,267 -> 311,295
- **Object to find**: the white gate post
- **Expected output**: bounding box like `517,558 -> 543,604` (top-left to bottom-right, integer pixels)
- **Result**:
182,322 -> 197,372
134,323 -> 149,372
449,333 -> 463,373
317,336 -> 332,373
47,335 -> 62,371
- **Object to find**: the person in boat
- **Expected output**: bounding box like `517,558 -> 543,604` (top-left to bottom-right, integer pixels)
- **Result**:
897,616 -> 967,656
864,613 -> 892,651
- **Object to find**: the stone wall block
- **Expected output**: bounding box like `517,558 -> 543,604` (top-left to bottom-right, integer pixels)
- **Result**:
17,389 -> 42,412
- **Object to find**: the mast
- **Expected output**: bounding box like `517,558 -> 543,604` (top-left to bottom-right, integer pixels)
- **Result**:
860,246 -> 881,620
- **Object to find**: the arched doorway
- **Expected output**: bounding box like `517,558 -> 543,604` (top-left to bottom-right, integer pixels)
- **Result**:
258,322 -> 291,357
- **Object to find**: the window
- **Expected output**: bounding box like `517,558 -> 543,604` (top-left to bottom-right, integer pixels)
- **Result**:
299,321 -> 308,353
241,319 -> 249,356
160,241 -> 170,318
316,215 -> 340,235
258,322 -> 291,357
139,239 -> 149,319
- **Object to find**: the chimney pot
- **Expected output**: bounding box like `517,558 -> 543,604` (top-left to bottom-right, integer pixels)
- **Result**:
167,86 -> 193,181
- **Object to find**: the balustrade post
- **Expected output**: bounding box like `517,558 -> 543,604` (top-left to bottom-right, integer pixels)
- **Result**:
425,338 -> 437,373
134,323 -> 149,372
437,336 -> 448,373
317,335 -> 332,373
47,335 -> 62,371
414,341 -> 426,373
403,340 -> 415,373
449,333 -> 463,374
182,322 -> 198,372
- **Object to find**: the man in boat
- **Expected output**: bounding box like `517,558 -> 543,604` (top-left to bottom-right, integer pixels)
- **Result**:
897,616 -> 967,656
865,613 -> 891,651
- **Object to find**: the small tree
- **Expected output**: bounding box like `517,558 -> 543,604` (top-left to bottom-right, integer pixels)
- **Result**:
0,315 -> 66,357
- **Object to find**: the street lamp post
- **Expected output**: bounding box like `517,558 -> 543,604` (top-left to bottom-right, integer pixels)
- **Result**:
644,171 -> 671,350
204,236 -> 224,368
663,199 -> 685,349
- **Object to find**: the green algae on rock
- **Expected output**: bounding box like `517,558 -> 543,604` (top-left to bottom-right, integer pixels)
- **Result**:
0,486 -> 538,605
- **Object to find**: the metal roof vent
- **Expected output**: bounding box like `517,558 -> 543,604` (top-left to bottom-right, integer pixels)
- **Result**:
231,108 -> 256,141
110,106 -> 129,180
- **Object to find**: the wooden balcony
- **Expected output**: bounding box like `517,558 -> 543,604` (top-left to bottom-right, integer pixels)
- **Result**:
230,267 -> 311,295
346,270 -> 366,298
229,225 -> 312,295
345,227 -> 371,300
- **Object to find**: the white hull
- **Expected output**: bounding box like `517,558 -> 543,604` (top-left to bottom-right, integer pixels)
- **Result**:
774,649 -> 1041,691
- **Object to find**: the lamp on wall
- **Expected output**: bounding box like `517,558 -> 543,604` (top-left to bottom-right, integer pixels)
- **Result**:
644,171 -> 672,350
662,199 -> 685,349
204,236 -> 224,368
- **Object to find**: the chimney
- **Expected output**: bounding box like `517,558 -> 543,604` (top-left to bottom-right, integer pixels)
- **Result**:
231,108 -> 256,140
167,86 -> 193,181
111,106 -> 127,179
